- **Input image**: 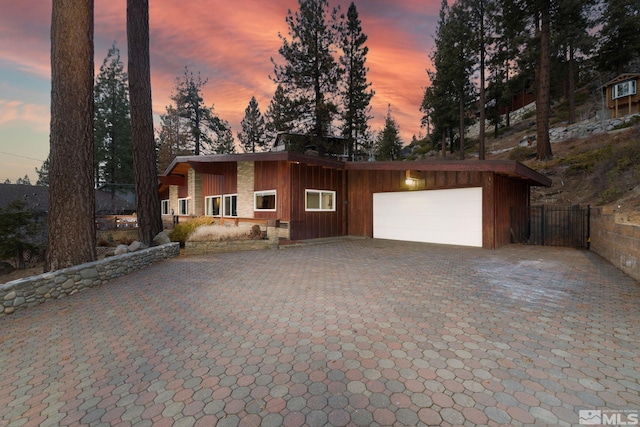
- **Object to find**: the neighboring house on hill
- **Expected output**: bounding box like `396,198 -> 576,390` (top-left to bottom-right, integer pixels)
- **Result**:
0,184 -> 135,215
603,73 -> 640,118
158,152 -> 550,249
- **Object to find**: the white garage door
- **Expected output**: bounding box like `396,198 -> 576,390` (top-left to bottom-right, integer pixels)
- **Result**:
373,187 -> 483,247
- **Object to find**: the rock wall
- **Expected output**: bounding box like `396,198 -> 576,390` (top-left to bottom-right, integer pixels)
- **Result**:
590,210 -> 640,283
1,243 -> 180,317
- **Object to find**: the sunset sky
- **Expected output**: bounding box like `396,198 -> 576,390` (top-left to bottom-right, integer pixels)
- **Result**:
0,0 -> 440,182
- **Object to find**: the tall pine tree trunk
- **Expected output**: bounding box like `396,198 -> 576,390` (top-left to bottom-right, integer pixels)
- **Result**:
536,0 -> 553,160
46,0 -> 96,272
127,0 -> 162,246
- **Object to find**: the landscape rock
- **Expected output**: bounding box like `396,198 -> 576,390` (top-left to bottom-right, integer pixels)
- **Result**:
128,240 -> 142,252
153,231 -> 171,245
114,244 -> 129,255
0,262 -> 15,276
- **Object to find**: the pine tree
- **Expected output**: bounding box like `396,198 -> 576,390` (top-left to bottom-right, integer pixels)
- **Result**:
421,0 -> 475,159
0,200 -> 45,269
156,105 -> 191,173
265,84 -> 300,137
171,67 -> 231,155
238,97 -> 267,153
597,0 -> 640,74
127,0 -> 162,246
94,42 -> 133,186
272,0 -> 342,137
15,175 -> 31,185
375,105 -> 403,161
47,0 -> 96,271
35,155 -> 50,186
339,2 -> 374,160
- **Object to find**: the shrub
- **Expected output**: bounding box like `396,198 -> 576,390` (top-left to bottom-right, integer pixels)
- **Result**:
509,146 -> 535,162
169,217 -> 216,247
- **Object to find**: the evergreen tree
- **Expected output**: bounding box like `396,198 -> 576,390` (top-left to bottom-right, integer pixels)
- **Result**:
421,0 -> 475,159
375,105 -> 403,161
94,42 -> 133,186
265,84 -> 300,137
597,0 -> 640,74
48,0 -> 96,271
214,127 -> 236,154
339,2 -> 374,160
127,0 -> 163,246
15,175 -> 31,185
171,67 -> 231,155
35,155 -> 50,186
156,105 -> 191,173
0,200 -> 45,269
553,0 -> 596,124
238,96 -> 267,153
272,0 -> 342,137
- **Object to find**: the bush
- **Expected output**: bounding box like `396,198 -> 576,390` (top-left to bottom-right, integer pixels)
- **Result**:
509,146 -> 536,162
188,224 -> 252,242
169,217 -> 216,247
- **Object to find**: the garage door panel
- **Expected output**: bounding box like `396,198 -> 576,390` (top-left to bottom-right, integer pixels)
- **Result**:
373,187 -> 482,247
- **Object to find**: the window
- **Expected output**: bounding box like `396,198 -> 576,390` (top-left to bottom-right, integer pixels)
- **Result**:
178,198 -> 189,215
223,194 -> 237,217
305,189 -> 335,212
161,200 -> 170,215
613,80 -> 637,100
205,196 -> 221,216
254,190 -> 276,211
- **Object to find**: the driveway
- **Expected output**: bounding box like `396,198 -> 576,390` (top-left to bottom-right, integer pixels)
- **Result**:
1,239 -> 639,426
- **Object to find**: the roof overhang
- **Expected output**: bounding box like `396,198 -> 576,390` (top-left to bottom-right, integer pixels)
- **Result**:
346,160 -> 551,187
159,153 -> 550,187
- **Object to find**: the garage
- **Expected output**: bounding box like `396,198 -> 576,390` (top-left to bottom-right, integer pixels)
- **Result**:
373,187 -> 483,247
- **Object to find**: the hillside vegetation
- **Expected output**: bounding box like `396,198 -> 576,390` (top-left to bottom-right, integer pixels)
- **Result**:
482,112 -> 640,222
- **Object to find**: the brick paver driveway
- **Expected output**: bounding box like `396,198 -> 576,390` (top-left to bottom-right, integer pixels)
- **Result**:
1,239 -> 639,427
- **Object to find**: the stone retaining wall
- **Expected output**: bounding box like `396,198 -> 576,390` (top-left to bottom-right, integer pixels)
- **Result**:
590,210 -> 640,282
185,239 -> 278,255
1,243 -> 180,317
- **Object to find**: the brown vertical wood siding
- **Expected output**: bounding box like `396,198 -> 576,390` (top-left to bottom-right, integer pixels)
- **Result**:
289,163 -> 343,240
347,169 -> 529,249
254,161 -> 291,221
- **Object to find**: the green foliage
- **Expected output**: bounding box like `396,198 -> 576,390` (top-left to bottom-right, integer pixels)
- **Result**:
0,200 -> 45,268
94,43 -> 134,187
238,97 -> 268,153
559,145 -> 613,174
509,146 -> 536,161
35,155 -> 50,186
375,106 -> 403,161
168,67 -> 232,155
271,0 -> 342,137
339,2 -> 374,159
168,216 -> 216,247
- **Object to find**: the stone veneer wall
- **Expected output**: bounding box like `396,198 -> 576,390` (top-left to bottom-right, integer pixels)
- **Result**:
188,168 -> 203,216
1,243 -> 180,317
169,185 -> 178,215
590,210 -> 640,282
237,161 -> 254,218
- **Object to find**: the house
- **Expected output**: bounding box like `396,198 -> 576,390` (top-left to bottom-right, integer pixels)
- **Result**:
0,184 -> 135,215
603,73 -> 640,118
158,152 -> 551,249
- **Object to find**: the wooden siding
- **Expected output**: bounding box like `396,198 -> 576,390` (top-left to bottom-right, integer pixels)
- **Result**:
493,173 -> 529,248
254,161 -> 291,221
289,163 -> 344,240
199,162 -> 237,196
348,169 -> 530,249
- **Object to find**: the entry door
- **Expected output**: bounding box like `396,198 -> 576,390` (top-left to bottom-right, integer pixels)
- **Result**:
373,187 -> 483,247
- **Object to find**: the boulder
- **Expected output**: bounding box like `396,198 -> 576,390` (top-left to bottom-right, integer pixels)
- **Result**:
128,240 -> 142,252
153,231 -> 171,245
114,244 -> 129,255
0,261 -> 14,276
